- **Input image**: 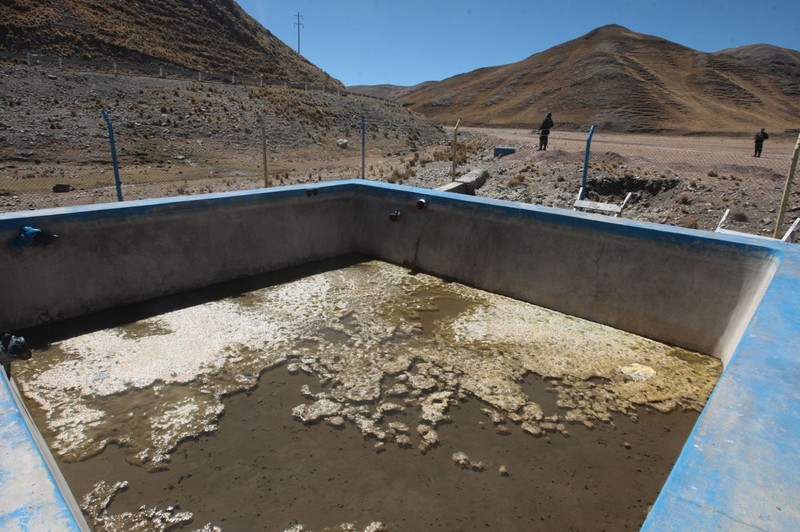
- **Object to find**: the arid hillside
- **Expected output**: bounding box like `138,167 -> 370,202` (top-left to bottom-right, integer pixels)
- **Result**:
397,25 -> 800,134
0,0 -> 342,88
346,82 -> 434,101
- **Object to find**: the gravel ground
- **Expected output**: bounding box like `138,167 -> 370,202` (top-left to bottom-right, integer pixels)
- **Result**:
2,63 -> 799,238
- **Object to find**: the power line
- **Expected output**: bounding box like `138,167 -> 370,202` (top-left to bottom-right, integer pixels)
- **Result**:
294,12 -> 304,54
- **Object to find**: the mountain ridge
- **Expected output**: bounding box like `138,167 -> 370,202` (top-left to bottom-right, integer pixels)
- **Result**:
394,25 -> 800,133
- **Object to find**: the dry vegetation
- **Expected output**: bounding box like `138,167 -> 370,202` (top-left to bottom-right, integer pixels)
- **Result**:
397,25 -> 800,134
0,0 -> 341,88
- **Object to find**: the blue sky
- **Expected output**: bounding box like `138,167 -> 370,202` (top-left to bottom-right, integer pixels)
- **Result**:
238,0 -> 799,87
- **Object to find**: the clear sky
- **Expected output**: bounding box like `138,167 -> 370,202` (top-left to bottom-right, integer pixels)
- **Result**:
237,0 -> 799,87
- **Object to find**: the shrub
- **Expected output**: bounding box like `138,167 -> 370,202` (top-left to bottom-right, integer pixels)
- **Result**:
732,211 -> 749,222
682,218 -> 699,229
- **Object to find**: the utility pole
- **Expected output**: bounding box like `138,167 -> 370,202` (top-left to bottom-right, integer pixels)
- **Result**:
294,12 -> 304,54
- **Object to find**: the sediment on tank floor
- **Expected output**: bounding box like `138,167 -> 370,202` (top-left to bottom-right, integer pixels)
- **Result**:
15,259 -> 722,531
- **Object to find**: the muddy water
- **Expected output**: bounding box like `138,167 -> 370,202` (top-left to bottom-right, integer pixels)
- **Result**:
14,256 -> 721,531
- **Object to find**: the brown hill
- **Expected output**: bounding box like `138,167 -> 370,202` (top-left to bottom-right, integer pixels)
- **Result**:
398,25 -> 800,133
0,0 -> 342,89
346,82 -> 435,101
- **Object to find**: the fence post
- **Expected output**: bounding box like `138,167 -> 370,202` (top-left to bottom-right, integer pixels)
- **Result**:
361,115 -> 366,179
451,118 -> 462,181
773,132 -> 800,238
260,117 -> 269,188
101,110 -> 124,202
58,57 -> 62,69
580,125 -> 596,199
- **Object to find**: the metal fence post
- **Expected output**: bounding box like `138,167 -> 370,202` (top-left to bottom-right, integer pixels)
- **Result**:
451,118 -> 462,181
580,125 -> 596,199
260,116 -> 269,188
101,110 -> 124,202
773,132 -> 800,238
361,115 -> 366,179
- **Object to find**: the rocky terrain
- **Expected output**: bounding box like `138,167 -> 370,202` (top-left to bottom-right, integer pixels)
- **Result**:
0,62 -> 447,202
2,61 -> 799,239
0,0 -> 341,88
408,127 -> 799,237
2,61 -> 799,240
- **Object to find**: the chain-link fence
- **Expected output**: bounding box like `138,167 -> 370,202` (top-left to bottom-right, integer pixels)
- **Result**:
476,127 -> 799,240
573,128 -> 799,239
1,54 -> 798,241
0,58 -> 443,211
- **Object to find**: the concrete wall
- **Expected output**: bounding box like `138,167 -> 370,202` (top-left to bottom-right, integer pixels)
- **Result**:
351,183 -> 778,361
0,180 -> 777,362
0,186 -> 357,331
1,180 -> 799,530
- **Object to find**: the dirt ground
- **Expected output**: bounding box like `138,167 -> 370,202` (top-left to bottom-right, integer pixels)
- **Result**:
448,127 -> 800,237
2,65 -> 798,238
4,125 -> 797,238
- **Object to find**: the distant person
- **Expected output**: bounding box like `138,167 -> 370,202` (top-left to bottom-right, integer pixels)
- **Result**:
536,113 -> 554,151
754,128 -> 769,157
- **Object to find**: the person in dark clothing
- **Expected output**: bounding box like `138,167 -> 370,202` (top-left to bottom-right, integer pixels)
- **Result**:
754,128 -> 769,157
537,113 -> 554,151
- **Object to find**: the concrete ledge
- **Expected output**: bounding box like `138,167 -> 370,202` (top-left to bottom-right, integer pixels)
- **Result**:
435,169 -> 488,195
456,168 -> 488,193
435,181 -> 467,194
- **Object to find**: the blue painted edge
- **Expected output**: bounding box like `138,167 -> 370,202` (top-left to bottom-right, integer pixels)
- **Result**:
0,376 -> 84,530
0,181 -> 358,228
0,180 -> 784,258
642,243 -> 800,530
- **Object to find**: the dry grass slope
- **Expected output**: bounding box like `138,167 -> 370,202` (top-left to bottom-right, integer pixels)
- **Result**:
398,25 -> 800,134
0,0 -> 342,89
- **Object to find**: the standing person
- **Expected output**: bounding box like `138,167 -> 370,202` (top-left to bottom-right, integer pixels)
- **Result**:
754,128 -> 769,157
536,112 -> 554,151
